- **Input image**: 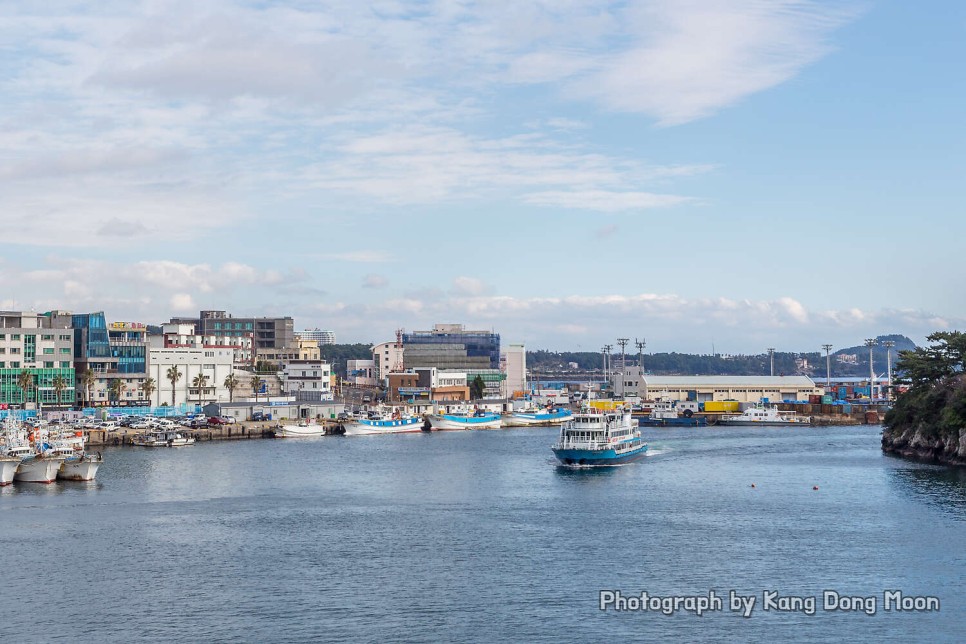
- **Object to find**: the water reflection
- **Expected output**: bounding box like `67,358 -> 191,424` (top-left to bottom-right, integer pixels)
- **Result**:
887,462 -> 966,520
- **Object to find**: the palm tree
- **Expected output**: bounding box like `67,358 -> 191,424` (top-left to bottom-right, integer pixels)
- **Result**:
81,369 -> 96,407
16,370 -> 33,407
224,373 -> 238,402
140,378 -> 156,406
107,379 -> 124,406
192,373 -> 209,407
166,365 -> 182,407
52,375 -> 68,407
251,374 -> 260,405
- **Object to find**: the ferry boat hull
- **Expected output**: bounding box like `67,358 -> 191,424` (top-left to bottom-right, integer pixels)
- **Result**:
15,457 -> 65,484
58,456 -> 102,481
502,409 -> 573,427
638,416 -> 707,427
0,458 -> 19,486
552,444 -> 649,466
275,424 -> 326,438
427,414 -> 502,430
343,417 -> 424,436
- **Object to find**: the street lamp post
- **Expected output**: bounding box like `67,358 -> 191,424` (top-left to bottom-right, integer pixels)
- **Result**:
616,338 -> 629,399
864,338 -> 877,400
822,344 -> 833,391
883,340 -> 896,400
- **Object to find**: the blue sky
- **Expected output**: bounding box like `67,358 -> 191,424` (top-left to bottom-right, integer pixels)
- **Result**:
1,1 -> 963,353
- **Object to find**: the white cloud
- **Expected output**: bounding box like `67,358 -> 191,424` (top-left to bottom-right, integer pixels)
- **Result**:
363,274 -> 389,289
170,293 -> 195,312
451,276 -> 493,297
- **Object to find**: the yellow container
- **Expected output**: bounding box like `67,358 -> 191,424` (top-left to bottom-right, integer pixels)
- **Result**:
587,400 -> 626,411
703,401 -> 740,412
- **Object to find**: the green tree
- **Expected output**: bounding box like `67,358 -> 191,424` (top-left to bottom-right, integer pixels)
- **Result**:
51,375 -> 68,407
192,373 -> 209,407
107,379 -> 124,406
884,331 -> 966,440
81,369 -> 96,406
224,373 -> 238,402
16,370 -> 33,406
140,378 -> 156,405
251,374 -> 261,404
470,375 -> 485,400
166,365 -> 182,407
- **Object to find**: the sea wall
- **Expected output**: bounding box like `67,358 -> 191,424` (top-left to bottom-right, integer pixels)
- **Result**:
881,425 -> 966,466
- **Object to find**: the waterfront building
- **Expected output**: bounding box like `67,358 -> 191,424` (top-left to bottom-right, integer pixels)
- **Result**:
372,338 -> 405,381
636,375 -> 821,404
148,347 -> 235,408
279,360 -> 333,401
346,359 -> 377,387
61,313 -> 150,407
0,311 -> 75,408
296,329 -> 336,345
153,322 -> 254,365
500,343 -> 526,398
169,310 -> 294,350
402,324 -> 500,371
255,339 -> 321,368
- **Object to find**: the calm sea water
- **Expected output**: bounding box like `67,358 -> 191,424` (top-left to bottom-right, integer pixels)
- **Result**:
1,425 -> 964,642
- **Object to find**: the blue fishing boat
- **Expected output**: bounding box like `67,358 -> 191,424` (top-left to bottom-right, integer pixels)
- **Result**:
427,409 -> 502,430
551,408 -> 647,466
503,405 -> 573,427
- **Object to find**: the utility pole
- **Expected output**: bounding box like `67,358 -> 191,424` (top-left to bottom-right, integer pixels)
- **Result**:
883,340 -> 895,400
864,338 -> 877,400
617,338 -> 629,399
635,338 -> 646,397
768,348 -> 775,377
603,344 -> 612,397
822,344 -> 833,391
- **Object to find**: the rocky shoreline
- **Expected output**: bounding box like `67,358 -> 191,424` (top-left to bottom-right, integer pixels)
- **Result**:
881,426 -> 966,466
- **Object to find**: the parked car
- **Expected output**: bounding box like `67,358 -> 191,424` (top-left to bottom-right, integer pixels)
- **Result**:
251,412 -> 271,422
206,416 -> 226,426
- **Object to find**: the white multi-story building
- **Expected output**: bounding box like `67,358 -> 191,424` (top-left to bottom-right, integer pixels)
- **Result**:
372,340 -> 404,381
346,359 -> 377,387
501,343 -> 526,398
280,360 -> 333,401
296,329 -> 336,345
154,322 -> 254,365
148,347 -> 236,408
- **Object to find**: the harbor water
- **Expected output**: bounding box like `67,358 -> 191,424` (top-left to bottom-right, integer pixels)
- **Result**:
2,425 -> 964,642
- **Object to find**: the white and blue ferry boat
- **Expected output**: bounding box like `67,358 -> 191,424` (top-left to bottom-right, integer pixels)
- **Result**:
551,408 -> 647,466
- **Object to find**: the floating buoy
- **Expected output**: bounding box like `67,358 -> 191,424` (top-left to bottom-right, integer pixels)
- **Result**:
813,485 -> 819,490
751,483 -> 756,488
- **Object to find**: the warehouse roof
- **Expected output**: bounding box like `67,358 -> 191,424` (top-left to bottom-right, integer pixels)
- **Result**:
641,375 -> 816,387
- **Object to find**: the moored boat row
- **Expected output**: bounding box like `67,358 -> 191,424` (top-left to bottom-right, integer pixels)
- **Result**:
0,415 -> 103,484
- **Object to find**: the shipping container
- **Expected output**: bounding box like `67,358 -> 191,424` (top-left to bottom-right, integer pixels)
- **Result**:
821,395 -> 833,404
703,401 -> 740,412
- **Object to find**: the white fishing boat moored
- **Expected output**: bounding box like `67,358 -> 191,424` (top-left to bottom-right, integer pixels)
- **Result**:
275,420 -> 326,438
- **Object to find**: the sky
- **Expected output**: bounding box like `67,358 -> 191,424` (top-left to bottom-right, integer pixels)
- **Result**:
1,0 -> 964,354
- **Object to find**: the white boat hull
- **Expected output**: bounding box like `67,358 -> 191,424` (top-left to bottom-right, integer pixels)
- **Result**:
501,412 -> 573,427
343,420 -> 425,436
0,458 -> 19,486
58,457 -> 102,481
427,415 -> 503,430
275,424 -> 326,438
15,457 -> 65,484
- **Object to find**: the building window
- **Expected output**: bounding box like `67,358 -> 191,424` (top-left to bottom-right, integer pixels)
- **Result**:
10,348 -> 19,354
41,334 -> 53,340
44,362 -> 54,368
60,335 -> 71,341
61,362 -> 70,368
11,334 -> 20,340
60,348 -> 71,354
10,362 -> 19,368
43,348 -> 55,354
